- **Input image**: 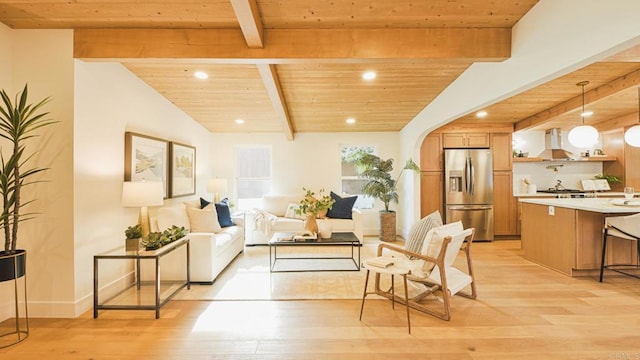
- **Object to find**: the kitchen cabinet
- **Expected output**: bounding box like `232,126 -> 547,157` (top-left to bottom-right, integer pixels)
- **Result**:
442,133 -> 489,148
602,128 -> 640,191
493,171 -> 517,235
420,133 -> 443,171
420,171 -> 443,217
491,133 -> 512,171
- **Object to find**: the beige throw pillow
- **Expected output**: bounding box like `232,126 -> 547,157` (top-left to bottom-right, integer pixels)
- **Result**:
157,204 -> 191,232
186,206 -> 222,233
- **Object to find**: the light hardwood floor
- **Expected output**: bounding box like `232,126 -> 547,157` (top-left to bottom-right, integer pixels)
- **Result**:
2,240 -> 640,359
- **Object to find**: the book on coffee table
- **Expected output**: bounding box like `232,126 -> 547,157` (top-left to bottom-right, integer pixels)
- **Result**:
366,256 -> 395,268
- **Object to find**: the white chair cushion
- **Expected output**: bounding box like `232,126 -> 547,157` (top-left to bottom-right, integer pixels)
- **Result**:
157,204 -> 191,232
420,221 -> 464,271
405,211 -> 442,258
186,206 -> 222,233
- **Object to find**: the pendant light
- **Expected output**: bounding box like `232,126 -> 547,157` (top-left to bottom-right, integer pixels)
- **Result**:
624,87 -> 640,147
568,81 -> 599,148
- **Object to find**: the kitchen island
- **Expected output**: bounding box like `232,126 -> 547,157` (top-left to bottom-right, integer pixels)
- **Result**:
520,198 -> 640,277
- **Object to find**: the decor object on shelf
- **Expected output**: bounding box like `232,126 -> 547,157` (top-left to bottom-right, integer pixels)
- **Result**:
207,178 -> 228,203
122,181 -> 164,237
169,142 -> 196,198
568,81 -> 599,148
624,88 -> 640,147
347,151 -> 421,242
0,84 -> 56,347
124,224 -> 143,251
124,132 -> 169,197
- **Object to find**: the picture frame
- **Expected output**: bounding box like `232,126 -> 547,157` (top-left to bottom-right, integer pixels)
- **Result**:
124,132 -> 169,198
169,142 -> 196,198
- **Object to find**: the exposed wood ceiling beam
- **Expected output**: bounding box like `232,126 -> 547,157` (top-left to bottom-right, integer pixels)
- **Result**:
230,0 -> 264,48
515,68 -> 640,132
256,64 -> 294,140
74,28 -> 511,62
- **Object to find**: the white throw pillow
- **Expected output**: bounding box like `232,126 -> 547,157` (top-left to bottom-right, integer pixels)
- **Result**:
186,207 -> 222,233
405,211 -> 442,258
284,202 -> 303,219
421,221 -> 464,271
156,204 -> 191,232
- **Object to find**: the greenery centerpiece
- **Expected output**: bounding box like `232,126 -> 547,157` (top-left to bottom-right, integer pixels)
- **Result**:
348,151 -> 421,242
141,225 -> 187,251
294,188 -> 335,234
0,84 -> 55,282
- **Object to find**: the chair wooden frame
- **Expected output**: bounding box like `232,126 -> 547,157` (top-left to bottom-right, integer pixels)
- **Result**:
371,228 -> 477,321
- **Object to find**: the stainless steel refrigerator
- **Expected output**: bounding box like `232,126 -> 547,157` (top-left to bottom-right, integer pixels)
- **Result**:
444,148 -> 494,241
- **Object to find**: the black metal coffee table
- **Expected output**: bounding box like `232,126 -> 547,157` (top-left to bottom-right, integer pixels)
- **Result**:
268,232 -> 360,272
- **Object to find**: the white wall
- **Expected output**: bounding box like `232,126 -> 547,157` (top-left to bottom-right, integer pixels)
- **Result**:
210,132 -> 402,235
0,26 -> 215,321
0,28 -> 75,320
72,61 -> 214,317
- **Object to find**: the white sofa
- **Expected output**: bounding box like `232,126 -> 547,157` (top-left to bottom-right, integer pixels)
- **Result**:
142,201 -> 244,284
245,194 -> 363,245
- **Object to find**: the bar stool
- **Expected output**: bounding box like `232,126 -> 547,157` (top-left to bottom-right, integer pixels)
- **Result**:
599,212 -> 640,282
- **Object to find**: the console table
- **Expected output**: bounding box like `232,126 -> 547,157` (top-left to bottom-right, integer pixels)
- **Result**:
93,237 -> 190,319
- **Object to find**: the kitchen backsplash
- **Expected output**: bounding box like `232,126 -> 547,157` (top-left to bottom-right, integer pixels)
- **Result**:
512,161 -> 603,194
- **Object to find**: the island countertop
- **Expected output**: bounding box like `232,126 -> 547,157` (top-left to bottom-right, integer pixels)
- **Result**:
519,197 -> 640,213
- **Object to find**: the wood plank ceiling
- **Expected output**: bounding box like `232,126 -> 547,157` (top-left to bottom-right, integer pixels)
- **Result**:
3,1 -> 637,139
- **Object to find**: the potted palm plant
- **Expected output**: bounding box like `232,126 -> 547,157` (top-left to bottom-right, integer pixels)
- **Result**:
348,151 -> 420,242
0,84 -> 55,282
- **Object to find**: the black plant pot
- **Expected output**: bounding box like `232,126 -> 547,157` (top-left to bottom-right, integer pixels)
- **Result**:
0,249 -> 26,282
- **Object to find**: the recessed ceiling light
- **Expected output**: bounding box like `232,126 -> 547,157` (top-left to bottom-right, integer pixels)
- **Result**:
346,118 -> 356,124
581,110 -> 594,117
476,110 -> 488,118
235,118 -> 245,124
362,71 -> 376,81
194,71 -> 209,80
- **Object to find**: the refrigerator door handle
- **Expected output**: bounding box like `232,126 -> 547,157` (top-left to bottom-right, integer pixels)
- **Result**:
447,206 -> 492,211
469,156 -> 475,195
464,156 -> 474,195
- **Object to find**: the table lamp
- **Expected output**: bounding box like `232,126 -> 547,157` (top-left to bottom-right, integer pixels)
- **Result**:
122,181 -> 164,237
207,178 -> 228,203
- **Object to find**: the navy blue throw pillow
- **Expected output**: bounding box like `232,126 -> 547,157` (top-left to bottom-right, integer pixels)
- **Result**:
200,197 -> 211,209
326,192 -> 357,219
215,198 -> 234,228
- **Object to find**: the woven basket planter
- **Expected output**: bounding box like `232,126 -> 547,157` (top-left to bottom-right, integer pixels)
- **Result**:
379,211 -> 396,242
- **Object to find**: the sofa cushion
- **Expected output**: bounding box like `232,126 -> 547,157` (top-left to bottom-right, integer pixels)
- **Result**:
271,217 -> 305,231
326,192 -> 357,219
187,206 -> 222,233
262,195 -> 301,217
157,204 -> 191,232
405,211 -> 443,259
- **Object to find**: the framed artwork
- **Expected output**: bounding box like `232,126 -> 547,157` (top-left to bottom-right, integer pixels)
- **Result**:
169,142 -> 196,198
124,132 -> 169,198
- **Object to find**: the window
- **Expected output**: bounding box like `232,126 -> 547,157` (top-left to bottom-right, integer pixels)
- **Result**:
235,146 -> 271,210
340,145 -> 375,209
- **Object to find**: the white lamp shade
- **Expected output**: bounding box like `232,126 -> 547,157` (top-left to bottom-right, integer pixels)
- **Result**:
207,178 -> 228,194
567,125 -> 599,148
624,125 -> 640,147
122,181 -> 164,207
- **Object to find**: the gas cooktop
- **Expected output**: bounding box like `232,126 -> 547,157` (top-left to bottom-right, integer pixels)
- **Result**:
537,188 -> 584,194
